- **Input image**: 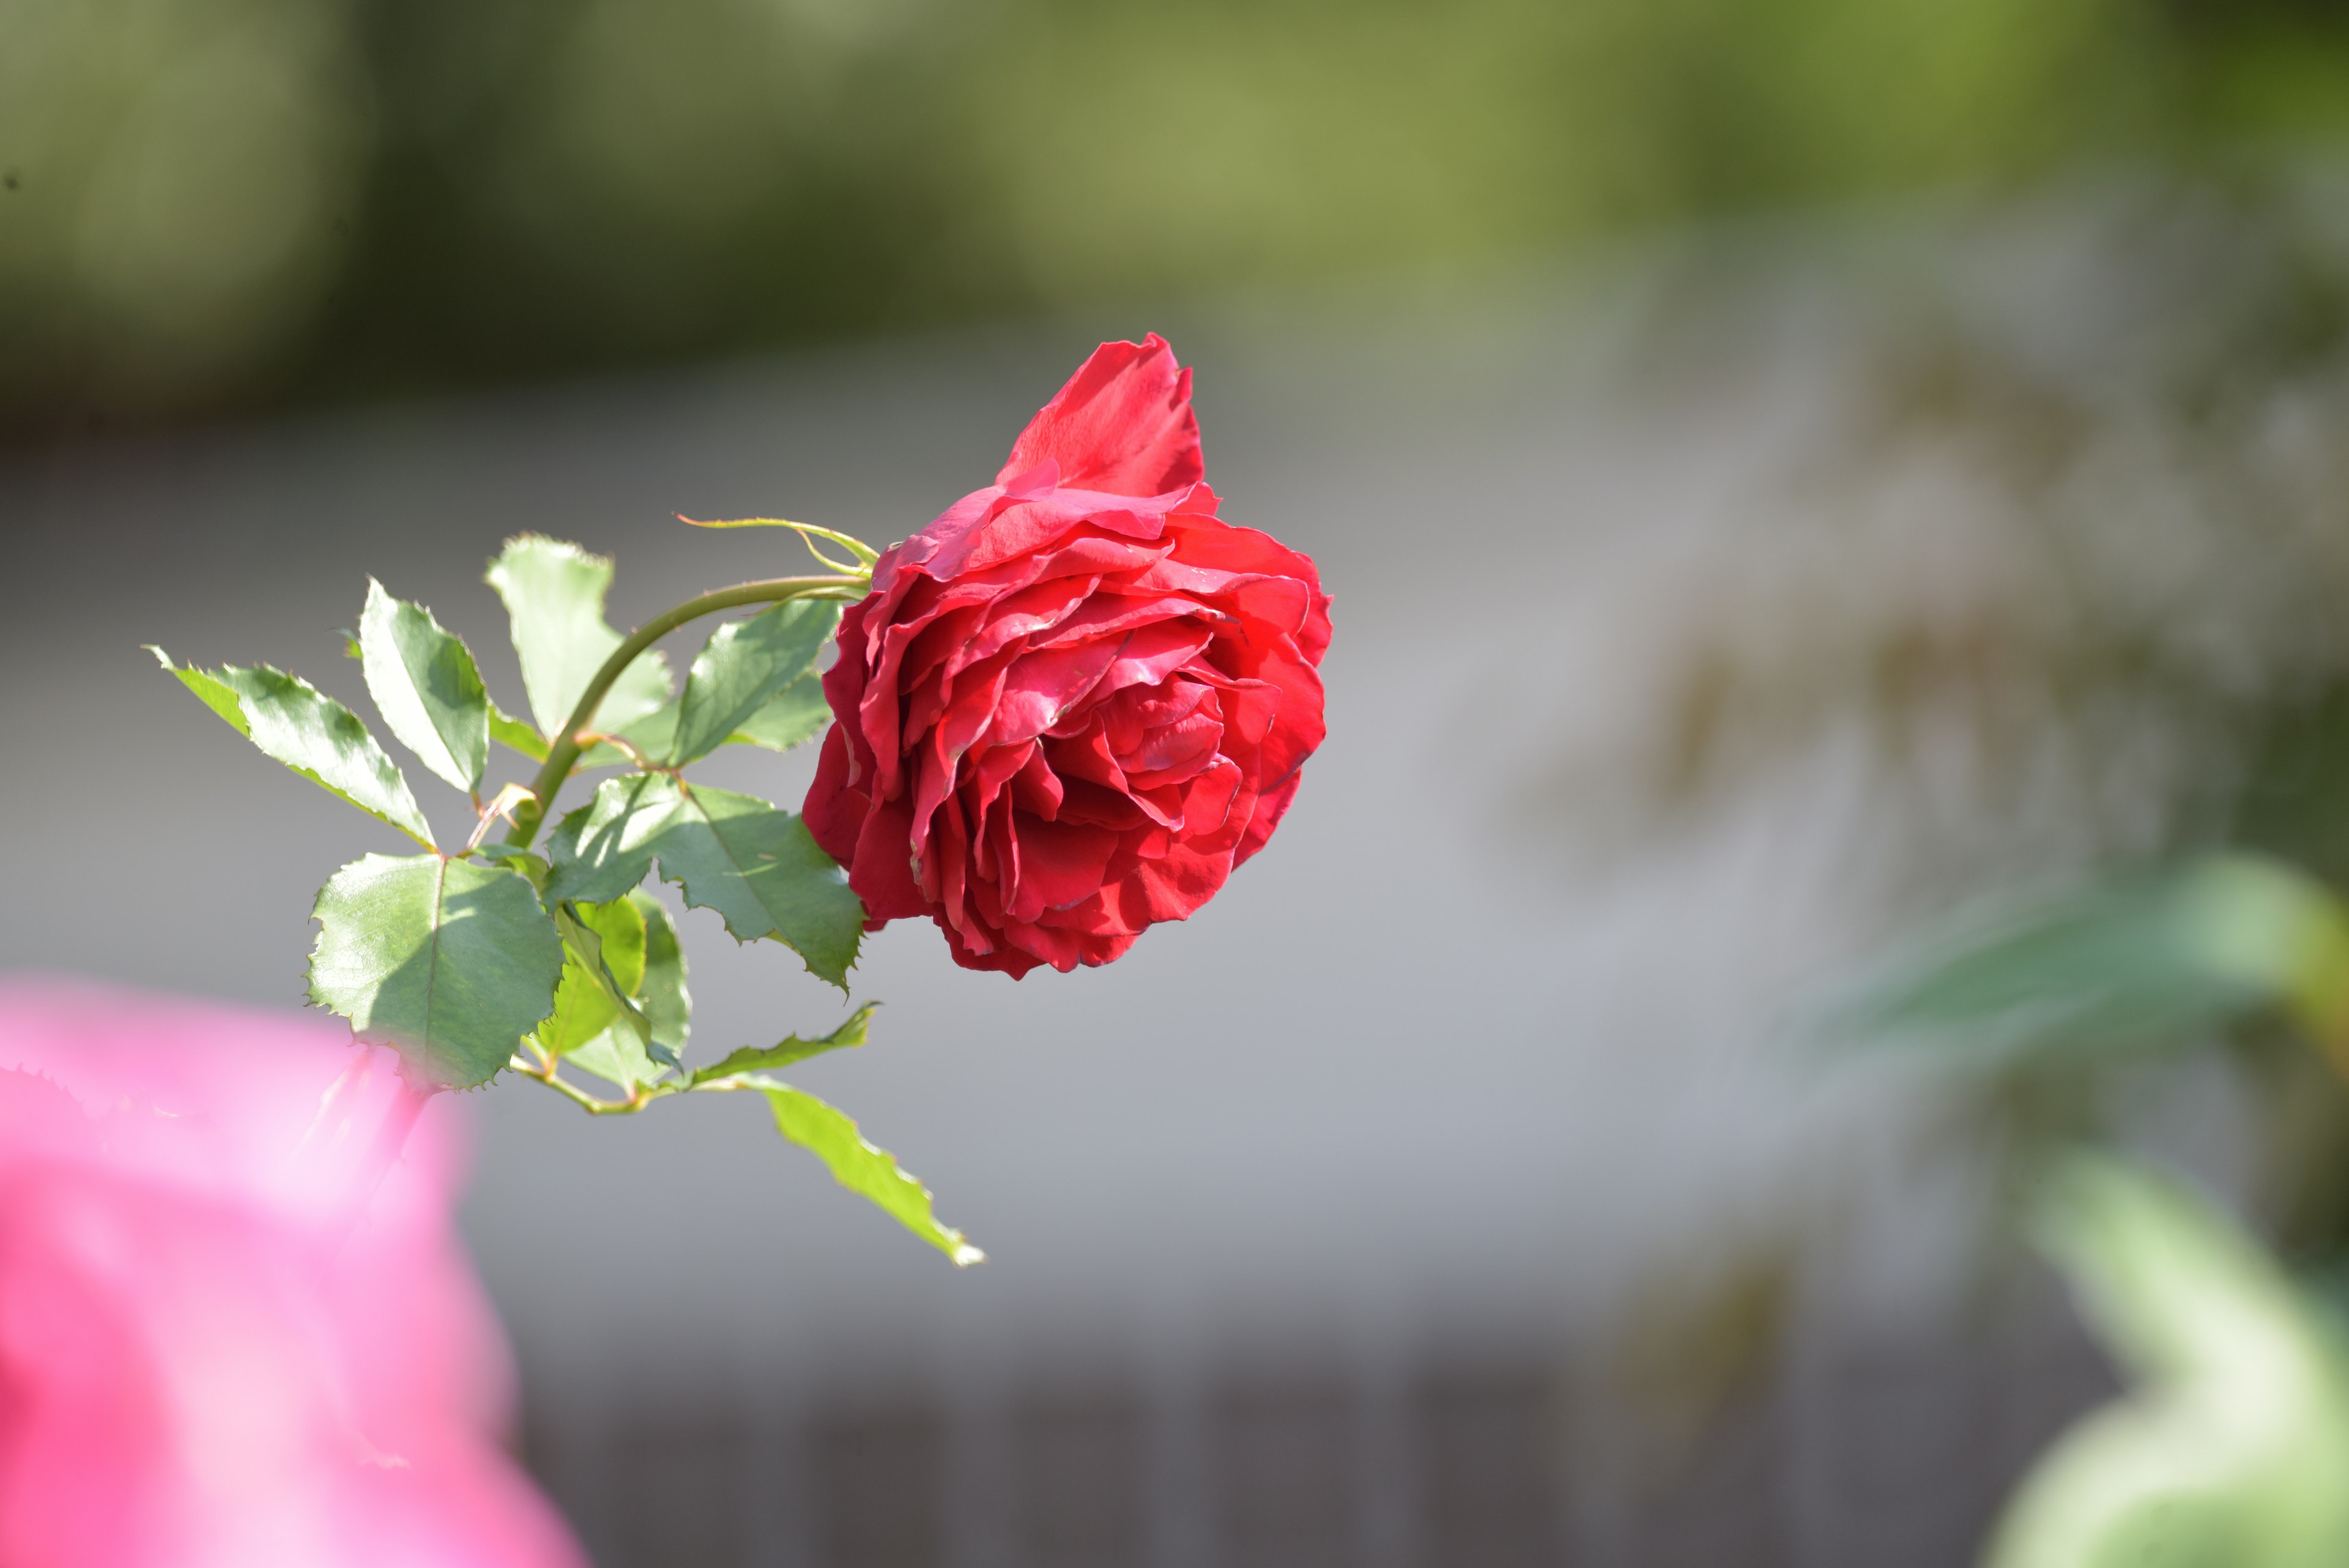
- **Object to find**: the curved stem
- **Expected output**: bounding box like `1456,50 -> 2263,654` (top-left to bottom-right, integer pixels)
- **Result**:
504,574 -> 862,849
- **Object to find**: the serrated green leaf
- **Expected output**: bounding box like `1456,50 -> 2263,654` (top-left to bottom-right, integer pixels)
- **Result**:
630,889 -> 689,1057
689,1003 -> 874,1087
762,1084 -> 981,1265
150,647 -> 434,849
543,771 -> 681,906
568,891 -> 689,1091
1986,1157 -> 2349,1568
308,852 -> 562,1089
532,899 -> 648,1058
1825,855 -> 2349,1065
670,600 -> 839,765
358,579 -> 491,795
658,784 -> 862,986
730,671 -> 833,753
544,775 -> 861,983
484,535 -> 672,739
489,701 -> 549,762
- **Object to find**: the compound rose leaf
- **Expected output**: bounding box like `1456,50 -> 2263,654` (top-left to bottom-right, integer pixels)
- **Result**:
688,1002 -> 875,1087
358,579 -> 491,795
729,671 -> 831,753
656,784 -> 863,987
150,647 -> 436,849
308,852 -> 563,1090
484,535 -> 672,738
760,1084 -> 982,1265
668,599 -> 839,765
543,771 -> 683,907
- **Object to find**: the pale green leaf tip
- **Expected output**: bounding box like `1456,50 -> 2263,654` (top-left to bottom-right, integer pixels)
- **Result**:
949,1239 -> 986,1267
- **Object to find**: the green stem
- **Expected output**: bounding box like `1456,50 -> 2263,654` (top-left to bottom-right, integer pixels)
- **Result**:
504,574 -> 862,849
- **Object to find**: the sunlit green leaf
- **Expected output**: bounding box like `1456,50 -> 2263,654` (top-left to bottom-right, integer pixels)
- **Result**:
1987,1157 -> 2349,1568
532,897 -> 647,1058
1827,855 -> 2349,1065
730,672 -> 833,752
669,600 -> 838,765
489,701 -> 548,762
567,892 -> 689,1091
150,647 -> 435,849
308,852 -> 563,1089
358,579 -> 491,795
761,1083 -> 981,1265
689,1002 -> 874,1087
484,535 -> 672,738
544,775 -> 862,984
543,771 -> 680,906
658,784 -> 862,986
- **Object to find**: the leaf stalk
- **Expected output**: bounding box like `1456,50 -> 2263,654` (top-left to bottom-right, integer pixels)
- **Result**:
504,575 -> 862,849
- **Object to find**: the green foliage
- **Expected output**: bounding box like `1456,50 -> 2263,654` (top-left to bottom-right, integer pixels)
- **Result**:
689,1003 -> 874,1086
358,579 -> 491,795
488,702 -> 549,761
484,535 -> 672,739
546,773 -> 863,986
1986,1157 -> 2349,1568
1827,855 -> 2349,1065
732,673 -> 832,753
668,599 -> 837,765
532,897 -> 647,1060
150,647 -> 435,849
308,852 -> 565,1090
761,1084 -> 982,1266
152,529 -> 977,1261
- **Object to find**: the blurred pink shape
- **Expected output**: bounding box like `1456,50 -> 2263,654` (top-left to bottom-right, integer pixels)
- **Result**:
0,976 -> 586,1568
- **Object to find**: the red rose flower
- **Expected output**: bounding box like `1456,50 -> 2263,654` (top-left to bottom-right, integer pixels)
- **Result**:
804,336 -> 1331,976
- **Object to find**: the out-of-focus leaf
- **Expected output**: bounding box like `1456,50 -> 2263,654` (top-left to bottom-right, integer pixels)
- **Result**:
484,535 -> 672,738
656,784 -> 862,986
1986,1156 -> 2349,1568
730,672 -> 833,752
669,599 -> 837,765
357,579 -> 491,795
308,852 -> 563,1090
150,647 -> 435,849
489,702 -> 549,762
760,1083 -> 981,1265
689,1003 -> 874,1086
1827,855 -> 2349,1065
544,775 -> 861,984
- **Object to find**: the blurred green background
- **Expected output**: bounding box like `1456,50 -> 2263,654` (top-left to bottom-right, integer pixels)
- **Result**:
10,0 -> 2349,443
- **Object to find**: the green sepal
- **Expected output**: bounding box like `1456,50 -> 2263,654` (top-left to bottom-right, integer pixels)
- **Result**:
484,535 -> 672,738
357,579 -> 491,795
669,600 -> 838,765
688,1003 -> 875,1087
544,775 -> 863,986
759,1083 -> 981,1265
150,647 -> 436,849
307,852 -> 563,1090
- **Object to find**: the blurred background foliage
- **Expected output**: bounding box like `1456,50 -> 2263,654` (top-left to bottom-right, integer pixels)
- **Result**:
11,0 -> 2349,442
